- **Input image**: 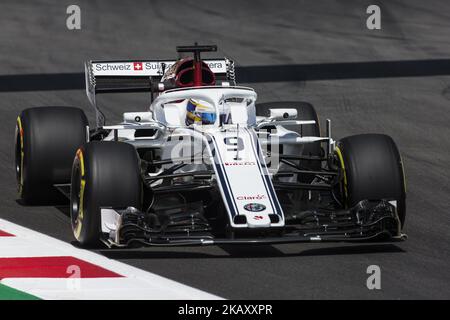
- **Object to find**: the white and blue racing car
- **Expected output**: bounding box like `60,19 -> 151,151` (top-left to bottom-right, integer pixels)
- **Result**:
15,45 -> 407,247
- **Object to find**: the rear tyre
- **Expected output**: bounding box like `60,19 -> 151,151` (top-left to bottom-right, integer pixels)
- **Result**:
256,101 -> 322,182
336,134 -> 406,226
15,107 -> 88,204
70,141 -> 143,247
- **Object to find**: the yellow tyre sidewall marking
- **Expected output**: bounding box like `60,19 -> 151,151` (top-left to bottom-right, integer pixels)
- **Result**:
74,148 -> 86,240
334,146 -> 348,206
16,116 -> 24,195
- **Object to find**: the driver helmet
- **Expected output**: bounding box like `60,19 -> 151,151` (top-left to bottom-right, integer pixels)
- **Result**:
186,99 -> 217,125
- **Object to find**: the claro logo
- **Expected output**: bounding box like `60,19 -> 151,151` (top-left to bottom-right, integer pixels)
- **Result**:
236,194 -> 266,201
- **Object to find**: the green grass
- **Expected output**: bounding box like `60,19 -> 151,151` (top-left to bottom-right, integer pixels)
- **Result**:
0,283 -> 40,300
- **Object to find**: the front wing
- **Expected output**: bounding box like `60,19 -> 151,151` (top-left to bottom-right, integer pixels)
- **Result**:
100,199 -> 407,248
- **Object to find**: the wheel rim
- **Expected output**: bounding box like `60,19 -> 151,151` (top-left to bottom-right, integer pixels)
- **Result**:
14,120 -> 23,194
334,146 -> 348,208
70,163 -> 81,230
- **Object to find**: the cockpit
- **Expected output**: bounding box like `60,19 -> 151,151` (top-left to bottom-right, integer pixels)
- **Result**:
150,86 -> 258,128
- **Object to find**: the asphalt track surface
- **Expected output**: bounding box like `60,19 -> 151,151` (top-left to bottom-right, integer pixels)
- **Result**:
1,0 -> 449,299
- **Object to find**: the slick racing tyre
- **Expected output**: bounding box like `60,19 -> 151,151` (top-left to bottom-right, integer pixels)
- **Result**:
15,107 -> 88,204
70,141 -> 142,246
256,101 -> 322,182
335,134 -> 406,226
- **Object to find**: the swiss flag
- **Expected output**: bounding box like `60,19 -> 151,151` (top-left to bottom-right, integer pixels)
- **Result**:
133,62 -> 143,71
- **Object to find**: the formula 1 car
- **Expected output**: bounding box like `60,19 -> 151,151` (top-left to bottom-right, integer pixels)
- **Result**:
15,44 -> 407,247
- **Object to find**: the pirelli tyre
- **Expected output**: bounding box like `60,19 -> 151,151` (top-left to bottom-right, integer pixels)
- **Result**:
15,107 -> 88,204
335,134 -> 406,226
70,141 -> 143,246
256,101 -> 322,182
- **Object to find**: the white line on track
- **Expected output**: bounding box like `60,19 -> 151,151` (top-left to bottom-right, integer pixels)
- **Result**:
0,218 -> 222,300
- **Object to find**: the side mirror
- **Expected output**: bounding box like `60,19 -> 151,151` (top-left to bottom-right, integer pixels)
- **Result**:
230,103 -> 249,125
123,112 -> 153,123
269,108 -> 297,120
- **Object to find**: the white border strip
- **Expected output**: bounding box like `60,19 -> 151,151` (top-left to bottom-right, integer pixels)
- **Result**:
0,218 -> 222,300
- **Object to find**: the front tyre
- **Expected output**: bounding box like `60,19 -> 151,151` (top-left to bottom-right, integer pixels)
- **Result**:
335,134 -> 406,227
71,141 -> 143,247
15,107 -> 88,204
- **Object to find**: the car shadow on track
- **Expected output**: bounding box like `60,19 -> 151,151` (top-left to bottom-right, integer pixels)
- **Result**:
51,204 -> 406,259
15,193 -> 69,207
96,243 -> 406,260
2,58 -> 450,92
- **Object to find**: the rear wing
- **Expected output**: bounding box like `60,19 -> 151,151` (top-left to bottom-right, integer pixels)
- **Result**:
85,58 -> 236,127
85,59 -> 236,99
